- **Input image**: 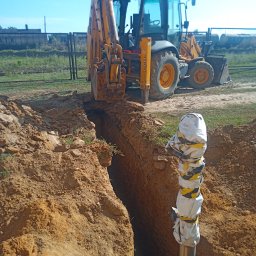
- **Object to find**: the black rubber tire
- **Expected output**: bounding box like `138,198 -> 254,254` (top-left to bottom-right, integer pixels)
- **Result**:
150,51 -> 179,100
187,61 -> 214,89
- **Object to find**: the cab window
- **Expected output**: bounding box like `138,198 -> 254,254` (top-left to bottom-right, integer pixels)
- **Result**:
143,0 -> 163,34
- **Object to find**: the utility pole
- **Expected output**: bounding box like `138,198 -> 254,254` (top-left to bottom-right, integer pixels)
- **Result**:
44,16 -> 47,33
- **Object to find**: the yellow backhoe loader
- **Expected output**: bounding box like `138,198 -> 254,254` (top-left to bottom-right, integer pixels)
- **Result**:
87,0 -> 230,102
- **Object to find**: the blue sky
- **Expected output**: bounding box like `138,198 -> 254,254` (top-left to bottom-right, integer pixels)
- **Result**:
0,0 -> 255,33
0,0 -> 90,32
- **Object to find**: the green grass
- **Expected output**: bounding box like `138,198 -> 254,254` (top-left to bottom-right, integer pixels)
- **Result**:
0,50 -> 90,98
0,79 -> 91,98
226,53 -> 256,66
1,50 -> 255,84
176,68 -> 256,97
0,153 -> 12,179
0,52 -> 87,82
0,55 -> 69,74
83,133 -> 95,145
64,136 -> 74,145
0,153 -> 12,161
225,53 -> 256,82
152,103 -> 256,145
0,169 -> 11,178
187,83 -> 256,97
0,71 -> 71,82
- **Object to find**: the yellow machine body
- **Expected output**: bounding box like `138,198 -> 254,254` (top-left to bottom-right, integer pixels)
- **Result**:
179,34 -> 201,61
139,37 -> 152,91
87,0 -> 126,101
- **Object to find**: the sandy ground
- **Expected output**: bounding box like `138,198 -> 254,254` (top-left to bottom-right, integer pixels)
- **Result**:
144,82 -> 256,113
0,95 -> 134,256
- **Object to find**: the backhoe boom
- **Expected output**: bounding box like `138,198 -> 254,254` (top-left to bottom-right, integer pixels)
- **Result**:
87,0 -> 126,101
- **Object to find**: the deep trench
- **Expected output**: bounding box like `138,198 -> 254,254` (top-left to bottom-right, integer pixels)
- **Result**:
86,107 -> 180,256
87,109 -> 146,255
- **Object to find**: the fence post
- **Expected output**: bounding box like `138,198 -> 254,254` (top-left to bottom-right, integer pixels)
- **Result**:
73,33 -> 78,79
68,32 -> 76,80
67,33 -> 73,80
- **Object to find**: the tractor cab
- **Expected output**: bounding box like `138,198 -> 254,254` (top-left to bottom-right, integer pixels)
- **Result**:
114,0 -> 183,50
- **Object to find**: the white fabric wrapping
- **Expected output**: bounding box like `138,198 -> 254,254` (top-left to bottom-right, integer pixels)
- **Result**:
166,113 -> 207,247
176,193 -> 203,219
179,113 -> 207,143
173,220 -> 200,247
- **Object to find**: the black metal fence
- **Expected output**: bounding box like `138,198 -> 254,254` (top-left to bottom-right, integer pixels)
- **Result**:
0,32 -> 87,83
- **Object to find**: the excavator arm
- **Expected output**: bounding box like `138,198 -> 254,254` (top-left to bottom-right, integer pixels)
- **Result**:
87,0 -> 126,101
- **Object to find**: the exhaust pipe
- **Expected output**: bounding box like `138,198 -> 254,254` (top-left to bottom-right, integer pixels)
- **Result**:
179,245 -> 196,256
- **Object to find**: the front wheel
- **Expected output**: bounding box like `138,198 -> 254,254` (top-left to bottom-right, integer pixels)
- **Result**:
150,51 -> 179,100
186,61 -> 214,89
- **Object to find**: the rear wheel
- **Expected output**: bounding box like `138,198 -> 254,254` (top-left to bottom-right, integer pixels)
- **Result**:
150,51 -> 179,100
187,61 -> 214,89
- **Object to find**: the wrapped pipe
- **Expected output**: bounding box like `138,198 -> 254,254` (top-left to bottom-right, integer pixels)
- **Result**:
166,113 -> 207,254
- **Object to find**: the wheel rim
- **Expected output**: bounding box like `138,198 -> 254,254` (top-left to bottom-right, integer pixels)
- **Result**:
159,63 -> 175,89
194,68 -> 209,85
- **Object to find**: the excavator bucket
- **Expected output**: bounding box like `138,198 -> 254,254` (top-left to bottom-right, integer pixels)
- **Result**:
205,55 -> 231,84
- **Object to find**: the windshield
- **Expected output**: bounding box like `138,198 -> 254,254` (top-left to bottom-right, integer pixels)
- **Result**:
142,0 -> 165,34
167,0 -> 181,46
168,0 -> 181,35
113,1 -> 121,28
125,0 -> 140,32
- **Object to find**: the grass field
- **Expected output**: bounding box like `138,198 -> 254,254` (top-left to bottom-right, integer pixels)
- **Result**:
0,80 -> 91,99
225,53 -> 256,81
0,51 -> 86,82
152,103 -> 256,145
0,50 -> 255,137
0,50 -> 255,83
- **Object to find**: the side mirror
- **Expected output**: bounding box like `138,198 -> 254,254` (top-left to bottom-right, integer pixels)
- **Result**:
192,0 -> 196,6
184,21 -> 189,29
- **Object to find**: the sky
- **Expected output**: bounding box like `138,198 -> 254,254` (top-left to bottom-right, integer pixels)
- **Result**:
0,0 -> 255,34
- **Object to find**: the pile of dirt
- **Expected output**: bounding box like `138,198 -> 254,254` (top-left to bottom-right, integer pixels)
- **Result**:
0,94 -> 134,256
198,121 -> 256,256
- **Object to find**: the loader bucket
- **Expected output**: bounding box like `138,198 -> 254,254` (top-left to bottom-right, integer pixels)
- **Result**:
205,55 -> 231,84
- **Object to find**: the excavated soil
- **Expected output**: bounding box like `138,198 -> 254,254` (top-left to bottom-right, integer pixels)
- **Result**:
85,100 -> 256,256
199,123 -> 256,256
0,88 -> 255,256
0,94 -> 134,256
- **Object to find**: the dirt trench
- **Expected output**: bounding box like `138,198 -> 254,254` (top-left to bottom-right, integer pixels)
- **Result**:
86,100 -> 256,256
86,101 -> 184,256
1,92 -> 255,256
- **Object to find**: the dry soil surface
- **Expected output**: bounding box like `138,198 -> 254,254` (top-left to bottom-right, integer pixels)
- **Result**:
87,96 -> 256,256
0,94 -> 134,256
199,122 -> 256,256
0,81 -> 255,256
144,82 -> 256,113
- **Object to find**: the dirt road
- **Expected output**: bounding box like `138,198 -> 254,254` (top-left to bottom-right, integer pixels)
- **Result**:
144,82 -> 256,113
